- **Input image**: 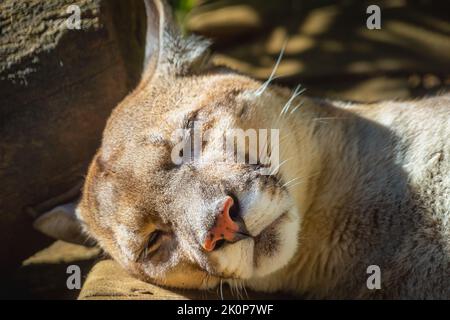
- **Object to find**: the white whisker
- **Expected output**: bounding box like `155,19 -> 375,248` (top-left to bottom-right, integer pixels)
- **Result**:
220,279 -> 224,300
237,282 -> 244,300
290,101 -> 305,114
242,283 -> 249,299
313,117 -> 349,121
284,172 -> 320,189
280,85 -> 306,117
258,135 -> 269,161
280,133 -> 293,141
255,40 -> 287,96
282,176 -> 304,188
229,280 -> 235,298
231,280 -> 242,300
286,180 -> 306,189
269,157 -> 292,176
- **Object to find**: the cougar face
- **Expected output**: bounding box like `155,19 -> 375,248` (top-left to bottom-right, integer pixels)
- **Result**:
74,0 -> 300,288
80,71 -> 299,288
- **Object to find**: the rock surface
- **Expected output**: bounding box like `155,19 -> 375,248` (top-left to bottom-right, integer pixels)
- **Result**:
0,0 -> 146,279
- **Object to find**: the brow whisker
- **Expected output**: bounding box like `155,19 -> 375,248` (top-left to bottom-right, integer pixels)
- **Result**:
290,101 -> 305,114
280,85 -> 306,117
255,40 -> 287,96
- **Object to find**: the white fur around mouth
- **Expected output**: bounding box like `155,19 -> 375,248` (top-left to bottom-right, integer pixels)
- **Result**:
251,207 -> 299,278
256,211 -> 288,237
209,206 -> 299,281
241,190 -> 292,238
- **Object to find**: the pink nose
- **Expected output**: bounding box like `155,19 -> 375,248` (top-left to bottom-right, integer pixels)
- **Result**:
203,196 -> 241,252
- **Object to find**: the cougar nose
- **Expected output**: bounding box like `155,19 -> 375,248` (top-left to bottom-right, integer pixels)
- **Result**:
202,196 -> 250,252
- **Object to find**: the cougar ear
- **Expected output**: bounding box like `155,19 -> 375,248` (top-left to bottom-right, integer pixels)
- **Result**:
142,0 -> 211,80
33,201 -> 94,246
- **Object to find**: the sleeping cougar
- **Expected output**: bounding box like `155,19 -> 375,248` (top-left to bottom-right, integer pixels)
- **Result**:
35,0 -> 449,299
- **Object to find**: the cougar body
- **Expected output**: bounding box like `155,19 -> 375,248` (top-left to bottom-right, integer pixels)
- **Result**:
36,0 -> 450,299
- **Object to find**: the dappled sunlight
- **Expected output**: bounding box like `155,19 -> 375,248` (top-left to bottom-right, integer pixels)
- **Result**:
188,0 -> 449,100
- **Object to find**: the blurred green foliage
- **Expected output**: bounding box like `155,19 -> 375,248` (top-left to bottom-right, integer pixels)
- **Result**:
172,0 -> 197,13
170,0 -> 197,31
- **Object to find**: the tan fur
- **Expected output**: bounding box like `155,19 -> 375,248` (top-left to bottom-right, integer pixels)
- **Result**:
71,1 -> 449,298
244,96 -> 450,298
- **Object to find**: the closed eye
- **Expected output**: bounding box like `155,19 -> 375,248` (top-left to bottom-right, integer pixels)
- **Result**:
137,230 -> 163,262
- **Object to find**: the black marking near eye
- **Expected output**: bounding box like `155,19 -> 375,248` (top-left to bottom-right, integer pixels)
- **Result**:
238,103 -> 249,118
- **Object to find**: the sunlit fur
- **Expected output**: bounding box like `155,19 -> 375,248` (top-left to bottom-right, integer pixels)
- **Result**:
76,0 -> 449,299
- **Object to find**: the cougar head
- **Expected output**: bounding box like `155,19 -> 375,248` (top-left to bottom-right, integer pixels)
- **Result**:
35,0 -> 300,289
